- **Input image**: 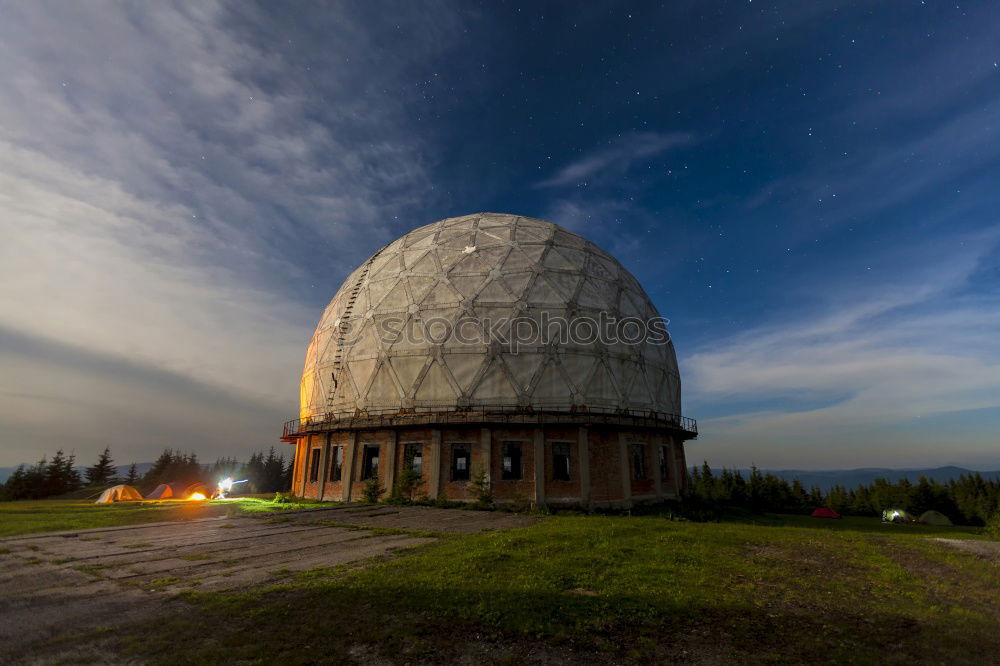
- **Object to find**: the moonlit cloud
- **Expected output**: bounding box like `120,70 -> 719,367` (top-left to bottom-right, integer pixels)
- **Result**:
1,2 -> 998,473
684,232 -> 1000,469
537,132 -> 696,188
0,1 -> 462,465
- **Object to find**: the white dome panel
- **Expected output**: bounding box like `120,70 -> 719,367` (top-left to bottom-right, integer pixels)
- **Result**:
299,213 -> 681,419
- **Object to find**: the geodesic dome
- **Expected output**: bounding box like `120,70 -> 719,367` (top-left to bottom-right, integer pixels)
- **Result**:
299,213 -> 680,420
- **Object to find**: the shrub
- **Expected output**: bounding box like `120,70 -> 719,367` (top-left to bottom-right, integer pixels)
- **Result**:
987,512 -> 1000,539
388,463 -> 423,504
361,476 -> 384,504
470,466 -> 493,507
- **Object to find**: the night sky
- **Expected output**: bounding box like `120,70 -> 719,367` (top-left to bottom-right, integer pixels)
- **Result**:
2,1 -> 998,470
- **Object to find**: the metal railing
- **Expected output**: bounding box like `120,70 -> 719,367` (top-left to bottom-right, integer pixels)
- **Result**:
281,404 -> 697,439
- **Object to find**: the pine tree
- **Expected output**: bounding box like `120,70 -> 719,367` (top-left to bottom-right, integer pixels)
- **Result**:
262,448 -> 285,493
245,451 -> 265,493
85,446 -> 116,487
281,457 -> 294,492
910,476 -> 935,516
790,478 -> 809,512
747,465 -> 764,511
43,450 -> 66,497
143,449 -> 175,487
65,452 -> 82,492
0,465 -> 27,500
37,450 -> 81,497
124,463 -> 139,485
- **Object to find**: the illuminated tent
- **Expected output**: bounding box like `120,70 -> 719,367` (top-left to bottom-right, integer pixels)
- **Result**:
881,508 -> 915,523
95,485 -> 143,504
146,484 -> 175,500
182,482 -> 210,498
810,507 -> 841,519
918,510 -> 952,526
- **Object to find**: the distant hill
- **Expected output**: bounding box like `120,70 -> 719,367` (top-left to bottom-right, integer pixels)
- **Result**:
755,466 -> 1000,492
0,462 -> 155,484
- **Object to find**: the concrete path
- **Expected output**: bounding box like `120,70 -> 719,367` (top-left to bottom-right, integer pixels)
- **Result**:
0,504 -> 539,659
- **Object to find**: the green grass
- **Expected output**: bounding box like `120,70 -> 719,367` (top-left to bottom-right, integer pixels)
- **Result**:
4,500 -> 996,663
721,512 -> 988,537
107,514 -> 998,664
0,497 -> 327,538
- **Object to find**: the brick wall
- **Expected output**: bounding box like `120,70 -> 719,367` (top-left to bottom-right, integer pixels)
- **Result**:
628,432 -> 656,497
488,426 -> 536,502
588,429 -> 624,502
543,426 -> 582,500
287,423 -> 687,507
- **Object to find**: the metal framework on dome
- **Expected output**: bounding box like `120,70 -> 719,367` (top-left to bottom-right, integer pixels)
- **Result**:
298,213 -> 683,424
283,213 -> 698,509
282,404 -> 697,441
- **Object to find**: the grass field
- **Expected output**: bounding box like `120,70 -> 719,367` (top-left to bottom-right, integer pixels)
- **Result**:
115,513 -> 1000,663
0,497 -> 325,537
4,502 -> 997,663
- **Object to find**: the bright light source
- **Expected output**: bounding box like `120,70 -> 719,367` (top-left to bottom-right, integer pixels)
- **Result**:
214,477 -> 247,499
189,492 -> 207,501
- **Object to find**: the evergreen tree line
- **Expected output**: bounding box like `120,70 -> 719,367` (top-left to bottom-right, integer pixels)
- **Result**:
141,449 -> 206,490
205,448 -> 292,494
686,463 -> 1000,526
0,450 -> 83,500
1,445 -> 292,500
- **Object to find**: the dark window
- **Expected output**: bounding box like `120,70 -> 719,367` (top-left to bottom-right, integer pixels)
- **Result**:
659,444 -> 670,481
329,446 -> 343,482
451,444 -> 471,481
501,442 -> 522,480
361,445 -> 379,480
631,443 -> 646,480
404,443 -> 423,475
308,448 -> 321,483
552,442 -> 571,481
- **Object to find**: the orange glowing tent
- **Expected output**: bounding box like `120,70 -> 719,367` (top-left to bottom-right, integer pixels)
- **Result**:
95,485 -> 143,504
146,483 -> 175,500
181,482 -> 210,498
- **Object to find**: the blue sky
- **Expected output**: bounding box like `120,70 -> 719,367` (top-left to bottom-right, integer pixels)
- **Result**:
1,1 -> 998,469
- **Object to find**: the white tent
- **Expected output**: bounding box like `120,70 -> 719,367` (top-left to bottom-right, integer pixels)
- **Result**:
881,508 -> 916,523
95,485 -> 144,504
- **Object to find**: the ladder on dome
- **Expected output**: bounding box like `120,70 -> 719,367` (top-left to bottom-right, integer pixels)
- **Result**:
325,243 -> 390,416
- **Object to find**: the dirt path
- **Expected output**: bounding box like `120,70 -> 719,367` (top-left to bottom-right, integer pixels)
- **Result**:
0,504 -> 539,661
932,537 -> 1000,564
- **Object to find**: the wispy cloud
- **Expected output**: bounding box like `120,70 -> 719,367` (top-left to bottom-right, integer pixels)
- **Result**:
0,1 -> 464,464
684,231 -> 1000,469
537,132 -> 695,188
